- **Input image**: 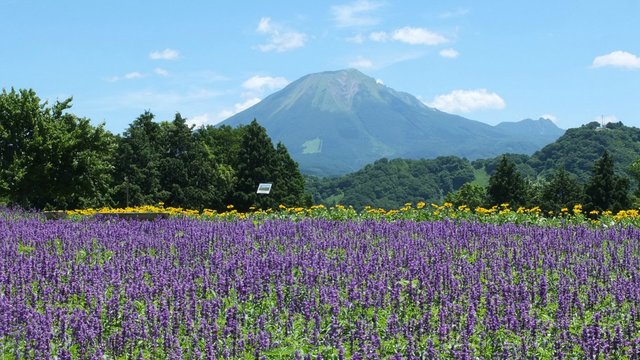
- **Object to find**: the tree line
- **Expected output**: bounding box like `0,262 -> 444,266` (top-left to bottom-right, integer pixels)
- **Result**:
446,151 -> 634,214
0,88 -> 309,211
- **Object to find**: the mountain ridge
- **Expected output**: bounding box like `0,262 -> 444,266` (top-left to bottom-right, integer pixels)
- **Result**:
220,69 -> 564,176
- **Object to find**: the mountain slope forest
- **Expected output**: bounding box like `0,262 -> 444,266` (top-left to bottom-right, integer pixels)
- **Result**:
0,89 -> 308,211
308,121 -> 640,211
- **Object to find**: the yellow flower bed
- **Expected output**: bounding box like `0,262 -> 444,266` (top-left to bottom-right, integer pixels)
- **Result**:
62,203 -> 640,227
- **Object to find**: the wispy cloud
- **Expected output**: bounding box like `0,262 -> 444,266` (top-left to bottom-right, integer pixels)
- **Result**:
540,114 -> 558,123
392,27 -> 448,45
439,8 -> 470,19
369,31 -> 388,42
346,33 -> 365,44
348,56 -> 375,70
427,89 -> 506,113
149,48 -> 180,60
592,50 -> 640,69
186,113 -> 213,128
106,71 -> 145,82
154,68 -> 169,77
242,75 -> 289,92
439,48 -> 459,58
368,27 -> 448,46
124,72 -> 144,79
256,17 -> 306,52
216,97 -> 262,121
331,0 -> 383,27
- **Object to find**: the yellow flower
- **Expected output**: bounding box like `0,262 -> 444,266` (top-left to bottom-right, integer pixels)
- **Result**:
226,204 -> 234,209
416,201 -> 426,209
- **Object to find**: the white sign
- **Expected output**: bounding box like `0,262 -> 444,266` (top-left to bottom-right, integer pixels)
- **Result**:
256,183 -> 272,194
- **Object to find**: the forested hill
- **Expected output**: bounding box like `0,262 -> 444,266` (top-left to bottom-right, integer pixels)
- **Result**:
526,121 -> 640,182
307,121 -> 640,210
305,157 -> 475,210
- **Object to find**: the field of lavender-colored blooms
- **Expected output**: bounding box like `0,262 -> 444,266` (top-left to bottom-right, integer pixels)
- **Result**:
2,211 -> 640,359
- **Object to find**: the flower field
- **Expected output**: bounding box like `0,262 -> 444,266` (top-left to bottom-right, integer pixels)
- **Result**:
2,207 -> 640,358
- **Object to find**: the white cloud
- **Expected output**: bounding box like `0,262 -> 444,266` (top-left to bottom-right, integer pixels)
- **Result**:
427,89 -> 506,113
592,50 -> 640,69
331,0 -> 383,27
106,71 -> 145,82
186,113 -> 213,128
392,27 -> 448,45
242,75 -> 289,92
439,48 -> 459,58
348,56 -> 375,69
369,31 -> 389,42
154,68 -> 169,77
257,17 -> 272,33
124,72 -> 144,79
346,34 -> 365,44
256,17 -> 306,52
376,78 -> 384,85
540,114 -> 558,123
216,97 -> 262,121
149,48 -> 180,60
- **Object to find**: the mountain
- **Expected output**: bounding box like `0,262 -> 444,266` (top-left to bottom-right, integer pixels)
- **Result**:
494,118 -> 564,147
220,69 -> 564,176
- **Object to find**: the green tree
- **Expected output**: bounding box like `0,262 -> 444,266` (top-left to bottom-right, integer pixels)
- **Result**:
112,111 -> 163,207
584,150 -> 630,212
233,119 -> 279,210
158,113 -> 231,210
0,88 -> 115,209
444,183 -> 486,209
540,167 -> 584,212
628,158 -> 640,206
487,155 -> 527,207
273,142 -> 311,207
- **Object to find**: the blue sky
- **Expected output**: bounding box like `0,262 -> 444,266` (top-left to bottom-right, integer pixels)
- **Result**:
2,0 -> 639,133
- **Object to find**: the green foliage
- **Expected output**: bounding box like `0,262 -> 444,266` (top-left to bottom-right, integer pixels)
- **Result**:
584,150 -> 630,213
233,119 -> 279,210
540,167 -> 584,212
111,111 -> 163,206
444,183 -> 487,209
529,122 -> 640,183
487,155 -> 527,207
233,119 -> 309,211
273,142 -> 311,207
307,156 -> 475,210
0,88 -> 115,209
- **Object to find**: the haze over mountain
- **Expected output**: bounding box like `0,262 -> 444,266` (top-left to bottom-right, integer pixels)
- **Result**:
221,69 -> 564,176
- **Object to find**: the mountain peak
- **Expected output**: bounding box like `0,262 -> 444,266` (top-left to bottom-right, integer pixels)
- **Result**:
220,69 -> 564,176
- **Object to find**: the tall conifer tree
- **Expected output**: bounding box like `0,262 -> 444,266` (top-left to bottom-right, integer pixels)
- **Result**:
487,155 -> 527,207
585,150 -> 630,212
233,119 -> 278,210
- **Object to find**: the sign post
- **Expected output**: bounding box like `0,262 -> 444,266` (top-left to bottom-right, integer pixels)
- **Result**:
256,183 -> 272,194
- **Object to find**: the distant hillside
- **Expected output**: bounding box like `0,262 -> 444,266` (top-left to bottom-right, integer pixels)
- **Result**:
220,69 -> 564,176
527,121 -> 640,182
306,156 -> 475,210
307,121 -> 640,209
